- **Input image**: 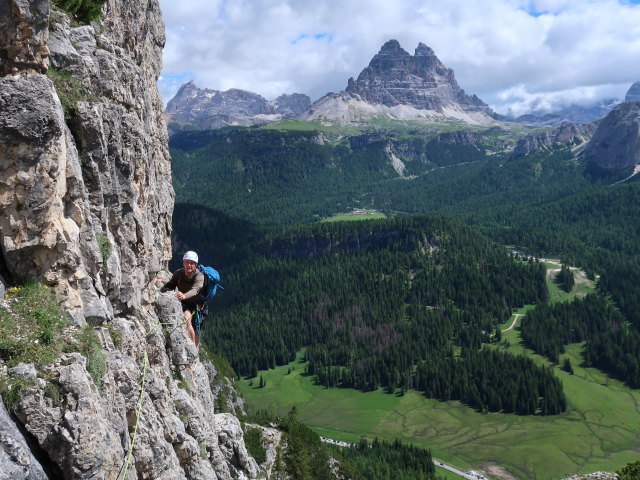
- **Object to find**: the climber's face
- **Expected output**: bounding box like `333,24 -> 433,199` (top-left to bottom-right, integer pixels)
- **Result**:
183,259 -> 197,278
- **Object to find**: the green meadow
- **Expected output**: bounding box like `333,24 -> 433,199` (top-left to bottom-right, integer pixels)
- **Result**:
238,264 -> 637,480
321,210 -> 387,222
239,344 -> 640,480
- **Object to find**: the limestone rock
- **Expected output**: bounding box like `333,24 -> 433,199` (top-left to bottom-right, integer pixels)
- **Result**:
581,102 -> 640,171
0,401 -> 48,480
561,473 -> 618,480
511,122 -> 597,159
0,0 -> 173,323
625,81 -> 640,102
303,40 -> 496,126
0,0 -> 50,75
214,413 -> 259,479
0,1 -> 269,479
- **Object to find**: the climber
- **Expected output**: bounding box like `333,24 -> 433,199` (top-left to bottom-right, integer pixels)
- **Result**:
155,250 -> 204,346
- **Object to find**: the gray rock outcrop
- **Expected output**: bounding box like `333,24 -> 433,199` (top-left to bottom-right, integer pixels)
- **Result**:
166,81 -> 311,131
580,101 -> 640,171
303,40 -> 496,125
0,1 -> 276,479
511,122 -> 597,159
0,400 -> 48,479
0,0 -> 50,75
625,81 -> 640,102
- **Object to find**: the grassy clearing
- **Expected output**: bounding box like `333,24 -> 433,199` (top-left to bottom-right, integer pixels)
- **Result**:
321,210 -> 387,223
258,119 -> 363,136
546,269 -> 596,304
435,467 -> 468,480
0,282 -> 108,405
240,345 -> 640,480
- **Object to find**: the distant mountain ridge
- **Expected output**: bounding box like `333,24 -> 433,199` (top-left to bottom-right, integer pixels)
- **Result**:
165,81 -> 310,130
512,99 -> 621,127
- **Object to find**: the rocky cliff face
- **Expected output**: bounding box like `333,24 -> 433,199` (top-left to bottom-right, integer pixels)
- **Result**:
625,81 -> 640,102
166,81 -> 311,131
510,122 -> 597,159
302,40 -> 496,126
1,0 -> 173,323
580,101 -> 640,172
0,1 -> 274,479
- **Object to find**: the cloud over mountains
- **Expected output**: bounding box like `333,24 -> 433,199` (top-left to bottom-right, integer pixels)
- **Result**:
158,0 -> 640,116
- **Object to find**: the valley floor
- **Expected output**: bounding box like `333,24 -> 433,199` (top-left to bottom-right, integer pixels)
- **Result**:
238,263 -> 638,480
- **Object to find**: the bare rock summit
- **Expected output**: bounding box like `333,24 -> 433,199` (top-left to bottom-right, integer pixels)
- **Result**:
302,39 -> 496,126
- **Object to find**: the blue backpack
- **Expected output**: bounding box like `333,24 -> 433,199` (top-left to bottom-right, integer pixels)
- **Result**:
197,265 -> 223,303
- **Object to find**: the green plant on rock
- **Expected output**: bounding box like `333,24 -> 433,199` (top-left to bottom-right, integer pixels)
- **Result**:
617,460 -> 640,480
52,0 -> 107,24
74,327 -> 107,391
0,376 -> 35,412
0,282 -> 67,367
243,427 -> 267,464
96,233 -> 112,266
44,379 -> 63,407
46,68 -> 98,120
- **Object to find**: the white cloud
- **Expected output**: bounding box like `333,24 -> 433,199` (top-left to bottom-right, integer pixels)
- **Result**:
157,0 -> 640,115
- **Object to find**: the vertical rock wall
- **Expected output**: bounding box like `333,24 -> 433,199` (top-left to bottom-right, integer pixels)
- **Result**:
0,0 -> 173,324
0,1 -> 271,479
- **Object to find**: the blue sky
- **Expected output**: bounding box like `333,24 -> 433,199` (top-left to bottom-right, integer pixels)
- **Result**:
158,0 -> 640,116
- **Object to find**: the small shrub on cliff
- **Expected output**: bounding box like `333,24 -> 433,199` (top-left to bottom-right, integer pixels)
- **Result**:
46,68 -> 98,120
243,427 -> 267,464
73,327 -> 107,391
0,376 -> 35,412
52,0 -> 107,24
618,460 -> 640,480
96,233 -> 112,266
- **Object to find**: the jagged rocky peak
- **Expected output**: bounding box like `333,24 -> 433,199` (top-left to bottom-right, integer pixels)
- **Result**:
166,81 -> 311,131
303,39 -> 495,126
625,81 -> 640,102
581,101 -> 640,172
167,81 -> 270,116
345,39 -> 492,114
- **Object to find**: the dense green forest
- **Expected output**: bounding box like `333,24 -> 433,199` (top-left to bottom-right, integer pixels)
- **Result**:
169,126 -> 619,225
249,407 -> 440,480
332,437 -> 437,480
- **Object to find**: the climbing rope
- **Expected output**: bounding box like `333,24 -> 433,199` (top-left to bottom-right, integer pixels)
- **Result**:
117,312 -> 192,479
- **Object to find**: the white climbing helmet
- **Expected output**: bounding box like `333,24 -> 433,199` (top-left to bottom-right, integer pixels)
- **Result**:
182,251 -> 199,263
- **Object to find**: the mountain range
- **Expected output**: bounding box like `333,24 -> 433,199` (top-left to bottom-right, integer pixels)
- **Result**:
166,82 -> 311,131
166,39 -> 637,129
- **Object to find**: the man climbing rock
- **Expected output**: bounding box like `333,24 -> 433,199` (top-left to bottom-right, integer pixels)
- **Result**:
155,251 -> 205,346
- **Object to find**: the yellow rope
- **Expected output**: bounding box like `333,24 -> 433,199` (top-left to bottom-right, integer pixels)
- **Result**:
119,349 -> 148,480
118,313 -> 191,479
